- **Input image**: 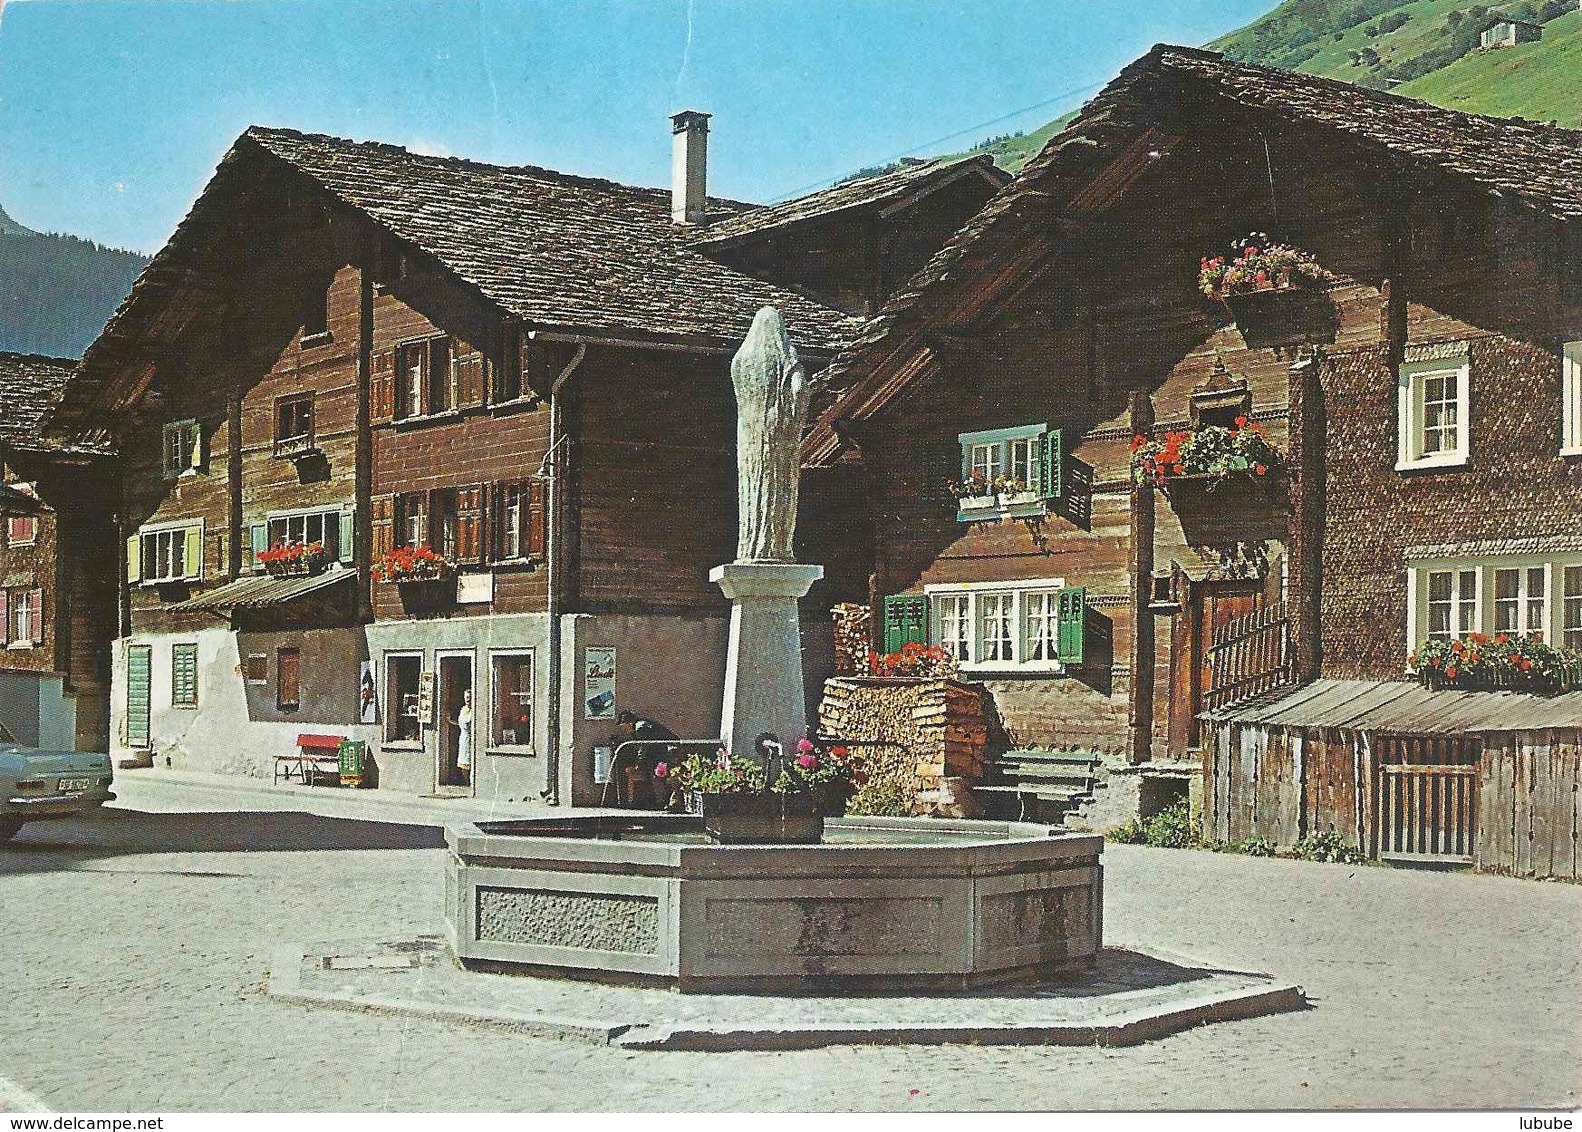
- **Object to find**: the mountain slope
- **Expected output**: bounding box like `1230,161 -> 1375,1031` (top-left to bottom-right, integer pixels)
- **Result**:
0,212 -> 149,358
959,0 -> 1580,171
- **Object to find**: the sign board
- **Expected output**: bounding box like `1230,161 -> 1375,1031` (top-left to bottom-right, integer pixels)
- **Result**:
418,670 -> 436,726
456,572 -> 495,605
584,646 -> 615,719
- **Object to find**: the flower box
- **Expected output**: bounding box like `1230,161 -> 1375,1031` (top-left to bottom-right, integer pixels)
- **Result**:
958,494 -> 997,512
258,543 -> 330,578
686,790 -> 825,845
395,575 -> 456,614
997,489 -> 1040,508
1221,285 -> 1336,350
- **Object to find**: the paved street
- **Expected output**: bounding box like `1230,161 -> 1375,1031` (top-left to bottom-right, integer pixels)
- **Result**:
0,770 -> 1577,1112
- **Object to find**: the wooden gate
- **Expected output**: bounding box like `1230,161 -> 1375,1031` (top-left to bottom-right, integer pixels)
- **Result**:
1374,736 -> 1480,863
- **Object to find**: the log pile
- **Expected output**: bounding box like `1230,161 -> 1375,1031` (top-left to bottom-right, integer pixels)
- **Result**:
830,603 -> 872,677
818,677 -> 990,817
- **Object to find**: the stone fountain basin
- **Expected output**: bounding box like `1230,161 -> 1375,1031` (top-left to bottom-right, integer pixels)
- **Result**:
445,814 -> 1102,994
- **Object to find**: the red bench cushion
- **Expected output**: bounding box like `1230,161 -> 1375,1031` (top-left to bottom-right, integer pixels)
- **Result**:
296,734 -> 345,750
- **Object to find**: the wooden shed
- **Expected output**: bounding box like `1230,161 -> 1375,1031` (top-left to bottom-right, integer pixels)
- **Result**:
1203,679 -> 1581,880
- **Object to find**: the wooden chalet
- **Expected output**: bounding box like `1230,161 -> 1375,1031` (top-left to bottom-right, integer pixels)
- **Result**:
800,44 -> 1582,859
0,353 -> 117,752
47,115 -> 1001,802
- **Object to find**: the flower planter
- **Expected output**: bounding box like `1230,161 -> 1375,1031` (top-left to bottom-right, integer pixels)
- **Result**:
686,791 -> 825,845
262,557 -> 329,579
1220,285 -> 1336,350
393,574 -> 456,614
957,494 -> 997,512
997,490 -> 1040,508
1159,469 -> 1285,548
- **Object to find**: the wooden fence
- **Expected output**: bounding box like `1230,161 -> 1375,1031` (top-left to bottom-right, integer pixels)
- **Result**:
1478,733 -> 1581,881
1207,723 -> 1579,879
1204,600 -> 1294,713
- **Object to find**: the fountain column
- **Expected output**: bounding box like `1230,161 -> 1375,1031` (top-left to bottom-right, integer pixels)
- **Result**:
712,307 -> 823,757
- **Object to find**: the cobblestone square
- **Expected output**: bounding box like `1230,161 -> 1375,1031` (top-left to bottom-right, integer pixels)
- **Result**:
0,771 -> 1577,1111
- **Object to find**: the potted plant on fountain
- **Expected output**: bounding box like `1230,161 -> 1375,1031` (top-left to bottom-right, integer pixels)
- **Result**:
660,737 -> 858,844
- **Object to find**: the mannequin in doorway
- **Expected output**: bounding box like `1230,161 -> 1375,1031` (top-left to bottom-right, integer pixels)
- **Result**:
455,690 -> 474,780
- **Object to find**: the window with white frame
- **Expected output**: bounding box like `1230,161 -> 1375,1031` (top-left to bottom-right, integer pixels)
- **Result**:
162,419 -> 204,479
1410,555 -> 1582,651
490,650 -> 534,748
1397,356 -> 1470,470
924,580 -> 1086,671
134,523 -> 202,584
12,589 -> 37,645
954,424 -> 1062,510
1493,566 -> 1547,635
1564,566 -> 1582,651
265,507 -> 344,559
1563,341 -> 1582,456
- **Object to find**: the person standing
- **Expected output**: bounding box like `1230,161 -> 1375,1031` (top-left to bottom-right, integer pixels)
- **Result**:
455,690 -> 474,780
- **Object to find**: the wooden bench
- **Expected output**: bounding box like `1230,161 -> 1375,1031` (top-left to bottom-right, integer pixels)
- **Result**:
274,734 -> 346,786
974,748 -> 1101,822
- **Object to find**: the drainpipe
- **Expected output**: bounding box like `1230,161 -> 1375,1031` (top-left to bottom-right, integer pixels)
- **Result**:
538,338 -> 586,806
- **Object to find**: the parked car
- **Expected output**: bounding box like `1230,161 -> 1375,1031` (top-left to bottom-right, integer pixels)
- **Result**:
0,721 -> 115,841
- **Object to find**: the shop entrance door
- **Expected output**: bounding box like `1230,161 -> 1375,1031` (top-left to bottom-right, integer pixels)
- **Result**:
436,652 -> 474,792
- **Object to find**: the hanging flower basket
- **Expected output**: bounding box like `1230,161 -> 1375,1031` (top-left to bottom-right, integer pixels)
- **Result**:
1199,232 -> 1337,350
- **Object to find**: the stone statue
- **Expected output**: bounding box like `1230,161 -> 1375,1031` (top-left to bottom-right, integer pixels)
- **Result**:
731,307 -> 810,563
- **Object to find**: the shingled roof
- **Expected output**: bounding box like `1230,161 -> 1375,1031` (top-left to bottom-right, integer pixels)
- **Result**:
0,352 -> 85,455
53,126 -> 863,435
245,128 -> 856,350
802,44 -> 1582,465
687,154 -> 1008,249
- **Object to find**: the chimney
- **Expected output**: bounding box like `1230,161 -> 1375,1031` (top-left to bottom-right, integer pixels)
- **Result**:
670,110 -> 711,225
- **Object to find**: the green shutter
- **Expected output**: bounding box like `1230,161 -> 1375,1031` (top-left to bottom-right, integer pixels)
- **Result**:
1057,586 -> 1086,666
249,522 -> 268,553
127,646 -> 152,749
882,595 -> 929,653
339,509 -> 355,563
1040,429 -> 1063,501
172,643 -> 198,707
183,525 -> 203,580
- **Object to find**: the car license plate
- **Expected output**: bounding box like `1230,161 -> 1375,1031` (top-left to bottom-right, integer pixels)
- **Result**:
57,777 -> 94,793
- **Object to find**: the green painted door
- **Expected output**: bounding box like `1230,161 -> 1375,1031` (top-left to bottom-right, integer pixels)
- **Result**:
126,645 -> 152,750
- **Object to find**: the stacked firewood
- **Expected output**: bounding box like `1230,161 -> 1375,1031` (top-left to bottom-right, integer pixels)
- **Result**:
818,677 -> 989,817
830,603 -> 872,677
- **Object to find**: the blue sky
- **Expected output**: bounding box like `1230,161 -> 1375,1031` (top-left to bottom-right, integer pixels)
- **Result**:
0,0 -> 1273,253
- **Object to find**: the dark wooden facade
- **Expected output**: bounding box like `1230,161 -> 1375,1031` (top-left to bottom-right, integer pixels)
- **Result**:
800,46 -> 1582,835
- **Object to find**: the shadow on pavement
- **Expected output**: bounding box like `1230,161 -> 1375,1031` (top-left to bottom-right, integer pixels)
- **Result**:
0,806 -> 446,875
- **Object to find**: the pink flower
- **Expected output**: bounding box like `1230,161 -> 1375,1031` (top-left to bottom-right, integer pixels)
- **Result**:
653,763 -> 668,779
797,753 -> 819,771
796,738 -> 815,753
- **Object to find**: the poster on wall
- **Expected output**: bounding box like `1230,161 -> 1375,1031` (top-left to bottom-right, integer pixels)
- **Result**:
419,670 -> 436,726
584,646 -> 616,719
359,661 -> 377,724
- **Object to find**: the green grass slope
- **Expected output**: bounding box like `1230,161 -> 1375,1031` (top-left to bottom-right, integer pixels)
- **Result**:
1395,8 -> 1582,120
949,0 -> 1580,173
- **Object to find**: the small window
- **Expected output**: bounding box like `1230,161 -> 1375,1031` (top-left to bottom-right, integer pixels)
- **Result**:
1425,568 -> 1479,640
1397,358 -> 1470,470
1564,566 -> 1582,650
1563,342 -> 1581,456
162,420 -> 203,479
277,647 -> 301,712
493,481 -> 546,560
172,643 -> 198,707
137,525 -> 201,584
10,589 -> 39,646
275,394 -> 315,456
302,275 -> 329,340
1493,566 -> 1547,635
395,337 -> 452,419
397,493 -> 428,550
265,508 -> 341,561
954,425 -> 1062,518
490,651 -> 534,748
386,654 -> 423,741
6,512 -> 37,547
243,653 -> 269,683
431,489 -> 458,560
923,581 -> 1087,670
